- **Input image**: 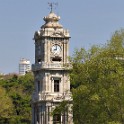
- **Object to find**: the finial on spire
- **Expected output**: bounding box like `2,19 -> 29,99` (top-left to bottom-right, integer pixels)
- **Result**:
48,2 -> 58,13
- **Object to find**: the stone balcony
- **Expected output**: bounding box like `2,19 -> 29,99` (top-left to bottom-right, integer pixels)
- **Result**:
32,62 -> 72,71
32,91 -> 72,102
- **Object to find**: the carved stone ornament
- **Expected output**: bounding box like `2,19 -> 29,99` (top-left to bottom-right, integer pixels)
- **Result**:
53,95 -> 63,101
50,31 -> 65,37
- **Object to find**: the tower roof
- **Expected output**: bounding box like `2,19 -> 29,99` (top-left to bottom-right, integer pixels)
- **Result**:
34,10 -> 70,40
41,12 -> 63,29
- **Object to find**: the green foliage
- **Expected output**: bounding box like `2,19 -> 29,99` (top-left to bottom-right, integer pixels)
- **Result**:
0,86 -> 14,121
71,29 -> 124,124
0,73 -> 34,123
51,101 -> 69,115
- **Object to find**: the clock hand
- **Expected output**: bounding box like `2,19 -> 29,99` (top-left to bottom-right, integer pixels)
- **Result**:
54,48 -> 57,51
56,45 -> 57,50
54,46 -> 57,51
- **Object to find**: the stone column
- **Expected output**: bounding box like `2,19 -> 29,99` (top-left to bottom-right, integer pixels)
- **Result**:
49,106 -> 53,124
63,41 -> 65,63
45,105 -> 48,124
44,40 -> 47,62
48,40 -> 51,63
67,40 -> 69,63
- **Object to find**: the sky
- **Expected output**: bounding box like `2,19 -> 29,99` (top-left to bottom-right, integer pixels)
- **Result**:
0,0 -> 124,74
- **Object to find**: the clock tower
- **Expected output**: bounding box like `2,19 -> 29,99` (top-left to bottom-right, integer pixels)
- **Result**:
32,9 -> 73,124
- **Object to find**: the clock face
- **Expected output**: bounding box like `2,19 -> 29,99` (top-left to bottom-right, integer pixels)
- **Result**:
52,45 -> 61,54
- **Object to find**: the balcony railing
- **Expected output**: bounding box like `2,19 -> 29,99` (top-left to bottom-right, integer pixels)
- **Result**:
32,91 -> 73,102
32,62 -> 72,71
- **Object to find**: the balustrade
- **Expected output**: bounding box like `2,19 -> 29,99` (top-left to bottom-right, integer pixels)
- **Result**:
32,62 -> 72,71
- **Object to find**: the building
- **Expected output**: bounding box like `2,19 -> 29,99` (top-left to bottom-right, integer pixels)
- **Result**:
31,9 -> 73,124
19,58 -> 31,75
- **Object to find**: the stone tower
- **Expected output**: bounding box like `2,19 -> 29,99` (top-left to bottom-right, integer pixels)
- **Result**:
32,10 -> 73,124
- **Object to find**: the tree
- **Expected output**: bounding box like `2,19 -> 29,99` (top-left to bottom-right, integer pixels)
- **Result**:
0,73 -> 34,123
0,86 -> 14,123
71,29 -> 124,124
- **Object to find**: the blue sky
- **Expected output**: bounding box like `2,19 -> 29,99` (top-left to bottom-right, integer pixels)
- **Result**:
0,0 -> 124,74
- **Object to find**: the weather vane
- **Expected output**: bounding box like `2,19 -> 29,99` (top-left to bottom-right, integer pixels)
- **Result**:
48,2 -> 58,12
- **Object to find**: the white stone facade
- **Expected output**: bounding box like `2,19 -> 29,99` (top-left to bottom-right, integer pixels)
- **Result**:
32,11 -> 73,124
